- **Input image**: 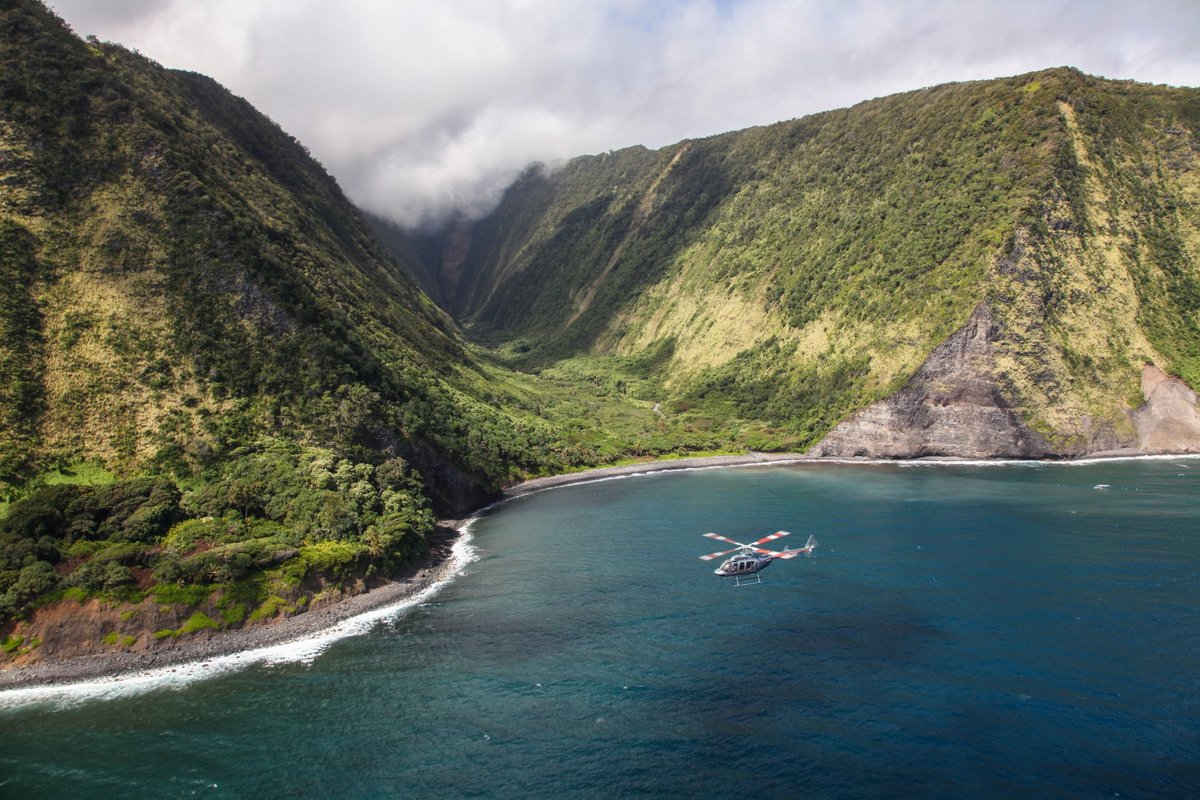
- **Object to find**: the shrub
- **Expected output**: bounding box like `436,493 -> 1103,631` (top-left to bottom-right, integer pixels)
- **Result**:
178,611 -> 219,635
151,582 -> 214,607
248,594 -> 293,622
163,517 -> 227,552
291,540 -> 364,582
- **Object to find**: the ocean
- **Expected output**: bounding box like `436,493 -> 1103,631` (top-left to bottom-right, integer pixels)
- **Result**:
2,458 -> 1197,798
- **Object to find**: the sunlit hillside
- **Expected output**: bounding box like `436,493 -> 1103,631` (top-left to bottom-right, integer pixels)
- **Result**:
398,68 -> 1200,454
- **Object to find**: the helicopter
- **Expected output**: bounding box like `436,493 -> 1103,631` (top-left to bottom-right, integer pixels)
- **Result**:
698,531 -> 818,585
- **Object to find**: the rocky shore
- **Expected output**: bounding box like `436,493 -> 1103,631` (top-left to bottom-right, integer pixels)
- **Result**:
501,451 -> 812,497
0,523 -> 468,691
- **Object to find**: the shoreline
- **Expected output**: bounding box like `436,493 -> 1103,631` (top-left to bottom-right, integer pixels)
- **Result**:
500,448 -> 1199,498
4,448 -> 1196,696
0,522 -> 471,693
501,451 -> 811,497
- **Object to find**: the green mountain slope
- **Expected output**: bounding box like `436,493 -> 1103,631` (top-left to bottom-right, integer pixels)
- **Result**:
3,0 -> 1198,663
405,68 -> 1200,454
0,0 -> 575,646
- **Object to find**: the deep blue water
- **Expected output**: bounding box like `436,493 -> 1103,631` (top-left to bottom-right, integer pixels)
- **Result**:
2,459 -> 1198,798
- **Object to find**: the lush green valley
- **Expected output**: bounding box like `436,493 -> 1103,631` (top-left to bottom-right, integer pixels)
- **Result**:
2,0 -> 1198,663
401,67 -> 1200,456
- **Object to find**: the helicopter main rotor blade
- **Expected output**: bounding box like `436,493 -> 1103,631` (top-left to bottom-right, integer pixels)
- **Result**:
701,531 -> 810,561
703,532 -> 750,548
698,547 -> 740,561
749,531 -> 791,547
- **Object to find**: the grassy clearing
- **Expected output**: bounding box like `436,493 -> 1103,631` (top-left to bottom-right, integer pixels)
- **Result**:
41,463 -> 116,487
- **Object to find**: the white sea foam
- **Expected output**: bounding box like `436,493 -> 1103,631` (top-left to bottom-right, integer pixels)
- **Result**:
0,520 -> 479,712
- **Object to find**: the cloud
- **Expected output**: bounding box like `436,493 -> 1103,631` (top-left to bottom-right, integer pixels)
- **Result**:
49,0 -> 1200,227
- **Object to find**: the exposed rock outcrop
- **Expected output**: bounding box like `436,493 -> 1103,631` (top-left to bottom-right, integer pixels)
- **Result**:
809,305 -> 1053,458
811,305 -> 1200,459
1133,365 -> 1200,453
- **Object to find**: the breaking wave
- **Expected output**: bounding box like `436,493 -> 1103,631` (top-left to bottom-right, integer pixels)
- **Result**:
0,520 -> 479,712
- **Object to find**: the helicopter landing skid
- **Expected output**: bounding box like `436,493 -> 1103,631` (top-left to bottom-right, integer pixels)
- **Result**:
725,573 -> 762,587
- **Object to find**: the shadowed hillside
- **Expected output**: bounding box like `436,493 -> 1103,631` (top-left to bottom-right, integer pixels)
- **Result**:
0,0 -> 579,649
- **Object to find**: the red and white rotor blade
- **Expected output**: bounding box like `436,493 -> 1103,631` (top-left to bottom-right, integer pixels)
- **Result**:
703,532 -> 749,548
698,547 -> 739,561
750,530 -> 791,547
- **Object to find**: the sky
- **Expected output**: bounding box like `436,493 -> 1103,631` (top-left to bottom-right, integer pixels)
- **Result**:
48,0 -> 1200,229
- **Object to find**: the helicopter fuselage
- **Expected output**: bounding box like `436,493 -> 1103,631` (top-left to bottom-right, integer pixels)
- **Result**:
699,532 -> 818,585
714,555 -> 773,577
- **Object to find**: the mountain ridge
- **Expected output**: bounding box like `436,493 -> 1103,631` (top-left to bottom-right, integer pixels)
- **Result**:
0,0 -> 579,656
389,66 -> 1200,458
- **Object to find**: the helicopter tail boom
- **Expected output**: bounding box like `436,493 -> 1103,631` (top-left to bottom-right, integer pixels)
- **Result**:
768,535 -> 819,559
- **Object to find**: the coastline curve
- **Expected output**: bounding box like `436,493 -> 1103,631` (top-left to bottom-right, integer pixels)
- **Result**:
5,450 -> 1198,703
0,520 -> 480,708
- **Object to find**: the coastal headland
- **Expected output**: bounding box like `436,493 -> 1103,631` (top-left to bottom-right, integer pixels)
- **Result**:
7,447 -> 1197,694
0,524 -> 466,691
2,457 -> 792,691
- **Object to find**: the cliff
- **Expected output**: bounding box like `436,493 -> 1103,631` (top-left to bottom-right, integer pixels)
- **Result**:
392,68 -> 1200,459
0,0 -> 566,648
809,305 -> 1055,458
811,305 -> 1200,458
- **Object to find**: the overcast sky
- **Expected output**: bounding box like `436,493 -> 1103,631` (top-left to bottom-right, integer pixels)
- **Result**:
49,0 -> 1200,228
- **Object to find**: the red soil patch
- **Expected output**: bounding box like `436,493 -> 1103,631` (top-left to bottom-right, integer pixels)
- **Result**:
131,566 -> 155,590
54,555 -> 87,577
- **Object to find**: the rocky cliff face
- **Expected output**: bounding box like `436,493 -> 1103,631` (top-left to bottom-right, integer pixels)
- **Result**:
810,305 -> 1200,459
809,305 -> 1054,458
1134,365 -> 1200,453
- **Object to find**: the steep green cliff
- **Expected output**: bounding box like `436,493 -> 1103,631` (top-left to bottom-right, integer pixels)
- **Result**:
0,0 -> 570,637
406,68 -> 1200,454
2,0 -> 1198,657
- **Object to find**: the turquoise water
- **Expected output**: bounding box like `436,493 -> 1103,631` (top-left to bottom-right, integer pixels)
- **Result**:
2,459 -> 1198,798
